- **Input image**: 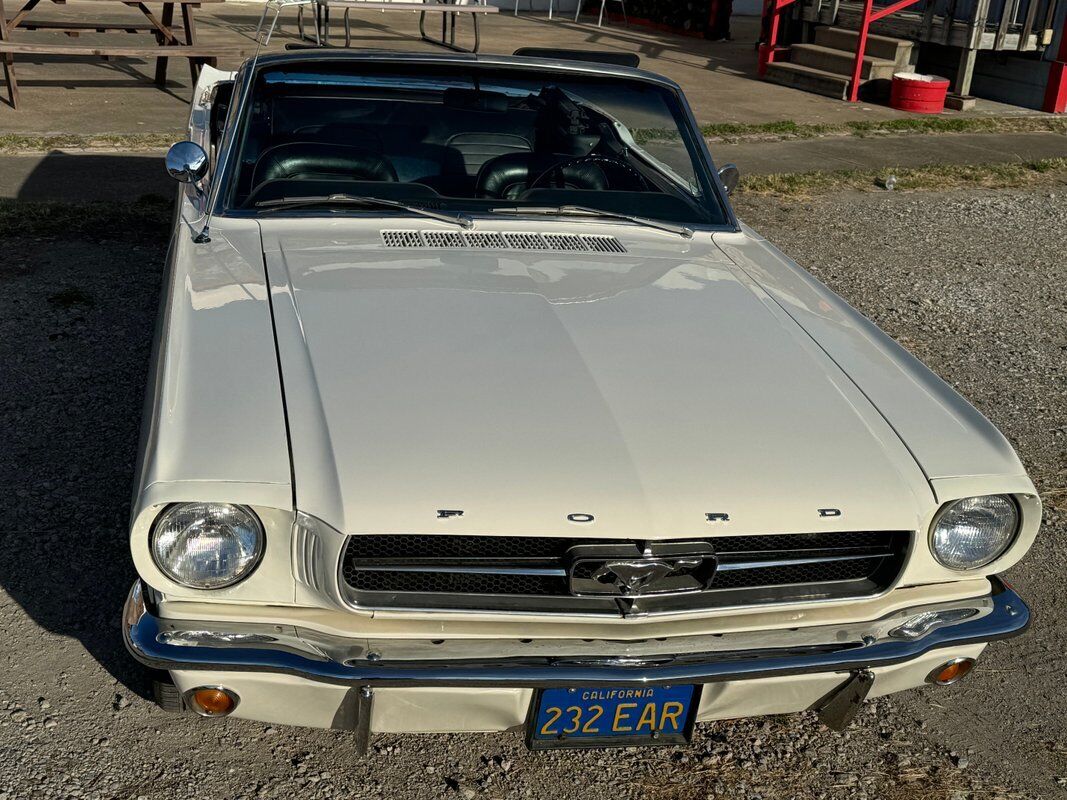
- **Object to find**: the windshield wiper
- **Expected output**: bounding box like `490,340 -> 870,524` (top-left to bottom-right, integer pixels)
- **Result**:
490,204 -> 693,239
256,193 -> 473,229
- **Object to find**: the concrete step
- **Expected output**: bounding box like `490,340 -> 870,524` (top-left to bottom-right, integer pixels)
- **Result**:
814,26 -> 914,65
789,43 -> 898,80
764,62 -> 850,100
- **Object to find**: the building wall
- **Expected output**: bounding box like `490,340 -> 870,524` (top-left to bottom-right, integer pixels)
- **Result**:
911,0 -> 1065,109
918,43 -> 1052,108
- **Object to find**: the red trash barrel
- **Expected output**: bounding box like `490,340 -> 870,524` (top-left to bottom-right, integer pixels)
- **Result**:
890,72 -> 951,114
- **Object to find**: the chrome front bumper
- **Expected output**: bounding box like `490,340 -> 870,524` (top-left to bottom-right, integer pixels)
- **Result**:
123,578 -> 1030,688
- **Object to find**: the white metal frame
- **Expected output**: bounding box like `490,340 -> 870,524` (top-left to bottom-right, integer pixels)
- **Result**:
573,0 -> 626,26
514,0 -> 556,19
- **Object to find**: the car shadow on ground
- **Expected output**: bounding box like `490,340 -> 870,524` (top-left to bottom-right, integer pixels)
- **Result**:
0,152 -> 174,697
6,151 -> 173,204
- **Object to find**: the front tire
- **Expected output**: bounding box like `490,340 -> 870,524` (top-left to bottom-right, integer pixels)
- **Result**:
149,671 -> 186,713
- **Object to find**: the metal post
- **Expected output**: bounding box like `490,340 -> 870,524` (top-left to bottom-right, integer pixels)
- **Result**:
758,0 -> 781,75
1042,0 -> 1067,111
354,687 -> 373,756
847,0 -> 875,101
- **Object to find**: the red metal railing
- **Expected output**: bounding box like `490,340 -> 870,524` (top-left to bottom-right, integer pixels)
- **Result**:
757,0 -> 797,77
1044,15 -> 1067,112
846,0 -> 923,100
759,0 -> 923,101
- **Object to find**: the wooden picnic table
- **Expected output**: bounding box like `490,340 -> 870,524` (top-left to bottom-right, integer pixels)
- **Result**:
0,0 -> 229,109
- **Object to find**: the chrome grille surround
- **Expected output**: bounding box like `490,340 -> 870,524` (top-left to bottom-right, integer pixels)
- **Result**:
338,531 -> 911,617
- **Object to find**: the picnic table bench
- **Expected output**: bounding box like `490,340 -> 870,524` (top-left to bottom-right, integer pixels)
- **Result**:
0,0 -> 241,109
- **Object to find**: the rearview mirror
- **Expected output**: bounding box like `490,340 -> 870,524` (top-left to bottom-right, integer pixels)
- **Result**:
165,141 -> 208,185
718,163 -> 740,196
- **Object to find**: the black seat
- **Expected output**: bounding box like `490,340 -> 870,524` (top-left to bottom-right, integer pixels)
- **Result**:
476,153 -> 607,200
447,132 -> 533,176
251,142 -> 397,190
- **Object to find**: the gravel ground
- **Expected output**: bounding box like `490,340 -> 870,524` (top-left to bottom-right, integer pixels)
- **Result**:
0,186 -> 1064,800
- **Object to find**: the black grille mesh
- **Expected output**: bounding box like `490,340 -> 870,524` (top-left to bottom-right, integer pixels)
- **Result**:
343,570 -> 568,595
347,531 -> 891,560
339,531 -> 909,613
711,531 -> 887,553
712,557 -> 884,589
350,534 -> 568,560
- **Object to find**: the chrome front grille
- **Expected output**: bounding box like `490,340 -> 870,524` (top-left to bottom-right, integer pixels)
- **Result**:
339,531 -> 910,616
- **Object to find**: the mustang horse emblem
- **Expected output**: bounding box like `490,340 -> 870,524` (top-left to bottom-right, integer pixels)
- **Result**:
591,557 -> 705,596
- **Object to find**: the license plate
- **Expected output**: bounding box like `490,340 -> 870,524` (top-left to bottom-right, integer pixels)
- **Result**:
526,685 -> 698,750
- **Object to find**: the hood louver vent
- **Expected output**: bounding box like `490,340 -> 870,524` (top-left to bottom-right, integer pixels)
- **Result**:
465,232 -> 507,249
504,231 -> 546,250
422,230 -> 466,248
381,230 -> 626,254
583,234 -> 627,254
542,233 -> 587,252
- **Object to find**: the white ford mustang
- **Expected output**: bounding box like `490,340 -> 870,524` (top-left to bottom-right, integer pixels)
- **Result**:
124,50 -> 1038,751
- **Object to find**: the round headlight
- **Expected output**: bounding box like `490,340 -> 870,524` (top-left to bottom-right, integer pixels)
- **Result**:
151,503 -> 264,589
930,494 -> 1018,571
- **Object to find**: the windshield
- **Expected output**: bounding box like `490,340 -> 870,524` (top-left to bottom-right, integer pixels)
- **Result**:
223,60 -> 728,226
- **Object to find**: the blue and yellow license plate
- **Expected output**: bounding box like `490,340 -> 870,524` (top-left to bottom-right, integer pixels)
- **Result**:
527,685 -> 697,750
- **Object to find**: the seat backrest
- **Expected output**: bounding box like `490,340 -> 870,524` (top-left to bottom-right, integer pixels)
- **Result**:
476,153 -> 608,199
252,142 -> 397,189
446,132 -> 533,176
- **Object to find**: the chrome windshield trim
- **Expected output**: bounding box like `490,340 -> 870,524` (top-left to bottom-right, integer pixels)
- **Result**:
124,578 -> 1029,688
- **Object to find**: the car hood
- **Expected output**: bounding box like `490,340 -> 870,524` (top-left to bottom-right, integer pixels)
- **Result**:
260,221 -> 934,538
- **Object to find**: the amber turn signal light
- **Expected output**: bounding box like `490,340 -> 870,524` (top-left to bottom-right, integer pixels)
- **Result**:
186,686 -> 239,717
926,658 -> 975,686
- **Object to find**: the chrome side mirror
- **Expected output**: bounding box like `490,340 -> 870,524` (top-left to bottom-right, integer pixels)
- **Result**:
718,163 -> 740,196
165,141 -> 209,185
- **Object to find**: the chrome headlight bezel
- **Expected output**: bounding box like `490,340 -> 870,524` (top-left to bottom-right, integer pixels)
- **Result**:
929,494 -> 1020,572
150,502 -> 265,590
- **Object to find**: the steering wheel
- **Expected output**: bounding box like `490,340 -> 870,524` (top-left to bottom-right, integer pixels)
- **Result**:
527,154 -> 649,193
